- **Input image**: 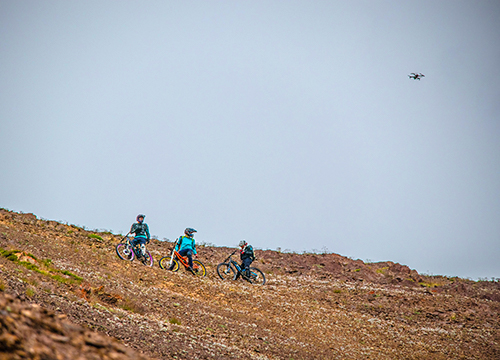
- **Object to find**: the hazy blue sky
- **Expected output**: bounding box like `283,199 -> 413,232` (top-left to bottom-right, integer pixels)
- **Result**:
1,1 -> 499,279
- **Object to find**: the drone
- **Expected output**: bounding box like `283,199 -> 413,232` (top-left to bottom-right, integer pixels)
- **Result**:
408,73 -> 425,80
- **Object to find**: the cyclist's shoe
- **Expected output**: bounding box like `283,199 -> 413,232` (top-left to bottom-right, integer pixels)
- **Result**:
187,266 -> 195,274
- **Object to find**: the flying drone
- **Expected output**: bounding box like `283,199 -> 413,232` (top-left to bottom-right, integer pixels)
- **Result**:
408,73 -> 425,80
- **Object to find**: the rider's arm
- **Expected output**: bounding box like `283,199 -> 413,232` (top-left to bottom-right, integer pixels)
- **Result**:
145,224 -> 150,241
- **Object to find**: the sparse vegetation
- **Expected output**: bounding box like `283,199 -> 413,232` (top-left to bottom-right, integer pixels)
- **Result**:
376,266 -> 389,274
88,234 -> 103,241
0,247 -> 82,285
169,317 -> 181,325
41,258 -> 52,267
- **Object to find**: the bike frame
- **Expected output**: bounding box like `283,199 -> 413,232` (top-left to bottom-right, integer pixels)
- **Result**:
125,236 -> 138,256
167,239 -> 200,270
124,235 -> 148,258
229,259 -> 242,272
225,253 -> 257,279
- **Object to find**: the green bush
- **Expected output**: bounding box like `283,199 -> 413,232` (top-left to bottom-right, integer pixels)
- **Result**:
41,259 -> 52,267
60,270 -> 83,281
88,234 -> 103,241
169,318 -> 181,325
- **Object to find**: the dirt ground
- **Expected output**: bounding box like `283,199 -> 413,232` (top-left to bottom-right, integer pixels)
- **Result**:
0,209 -> 499,359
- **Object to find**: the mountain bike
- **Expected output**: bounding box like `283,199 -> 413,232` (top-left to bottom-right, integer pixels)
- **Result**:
158,239 -> 206,276
115,234 -> 153,267
217,250 -> 265,285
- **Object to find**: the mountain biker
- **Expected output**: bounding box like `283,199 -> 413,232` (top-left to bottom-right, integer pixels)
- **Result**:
171,228 -> 198,272
239,240 -> 255,277
130,214 -> 150,257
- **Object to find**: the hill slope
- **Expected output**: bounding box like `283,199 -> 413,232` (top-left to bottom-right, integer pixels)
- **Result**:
0,209 -> 499,359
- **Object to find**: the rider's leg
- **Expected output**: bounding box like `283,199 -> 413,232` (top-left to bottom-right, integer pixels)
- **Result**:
132,237 -> 147,256
137,237 -> 147,256
178,249 -> 194,268
241,258 -> 252,276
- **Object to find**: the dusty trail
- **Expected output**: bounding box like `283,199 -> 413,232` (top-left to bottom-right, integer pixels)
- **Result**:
0,209 -> 499,359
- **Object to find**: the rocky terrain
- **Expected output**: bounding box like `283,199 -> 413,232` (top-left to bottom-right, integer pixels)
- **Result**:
0,208 -> 499,359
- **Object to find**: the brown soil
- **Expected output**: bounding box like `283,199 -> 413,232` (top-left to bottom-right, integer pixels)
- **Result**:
0,208 -> 499,359
0,292 -> 152,360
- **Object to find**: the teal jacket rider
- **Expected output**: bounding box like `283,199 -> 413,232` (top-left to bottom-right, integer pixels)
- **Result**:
174,236 -> 197,255
131,222 -> 150,241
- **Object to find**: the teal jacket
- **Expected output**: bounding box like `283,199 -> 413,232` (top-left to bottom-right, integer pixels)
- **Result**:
174,236 -> 197,255
130,222 -> 150,240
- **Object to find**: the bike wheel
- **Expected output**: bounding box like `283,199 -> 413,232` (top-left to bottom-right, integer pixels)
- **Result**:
192,260 -> 206,277
159,256 -> 171,270
116,243 -> 134,261
217,263 -> 236,281
141,250 -> 153,267
170,259 -> 180,272
247,267 -> 266,285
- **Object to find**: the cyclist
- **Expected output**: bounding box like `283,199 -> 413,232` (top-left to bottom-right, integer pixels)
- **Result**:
171,228 -> 198,272
130,214 -> 150,257
239,240 -> 255,277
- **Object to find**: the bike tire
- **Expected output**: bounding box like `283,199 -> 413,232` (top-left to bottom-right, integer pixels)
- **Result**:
141,250 -> 153,267
217,263 -> 236,281
192,260 -> 206,277
247,267 -> 266,285
170,259 -> 180,272
116,243 -> 134,261
159,256 -> 170,270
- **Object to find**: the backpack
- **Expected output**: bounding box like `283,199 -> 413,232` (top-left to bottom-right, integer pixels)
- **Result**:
245,245 -> 255,261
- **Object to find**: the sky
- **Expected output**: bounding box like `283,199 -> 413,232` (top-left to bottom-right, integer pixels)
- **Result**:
1,1 -> 499,279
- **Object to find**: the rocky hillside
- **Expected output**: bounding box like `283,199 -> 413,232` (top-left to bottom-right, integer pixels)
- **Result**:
0,208 -> 499,359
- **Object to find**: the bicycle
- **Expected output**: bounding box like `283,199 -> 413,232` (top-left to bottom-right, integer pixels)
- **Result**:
115,234 -> 153,267
216,250 -> 265,285
158,239 -> 206,277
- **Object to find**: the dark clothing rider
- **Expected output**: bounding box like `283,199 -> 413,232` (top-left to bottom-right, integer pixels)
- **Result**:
130,214 -> 150,256
239,240 -> 255,276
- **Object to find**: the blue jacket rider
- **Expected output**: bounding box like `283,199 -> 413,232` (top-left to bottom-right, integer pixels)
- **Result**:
130,214 -> 150,256
173,228 -> 198,271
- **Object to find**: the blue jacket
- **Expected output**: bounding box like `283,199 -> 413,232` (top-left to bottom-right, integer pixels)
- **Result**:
174,236 -> 197,255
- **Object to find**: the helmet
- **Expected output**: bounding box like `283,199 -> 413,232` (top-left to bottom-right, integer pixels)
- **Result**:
239,240 -> 247,247
136,214 -> 145,222
184,228 -> 197,237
